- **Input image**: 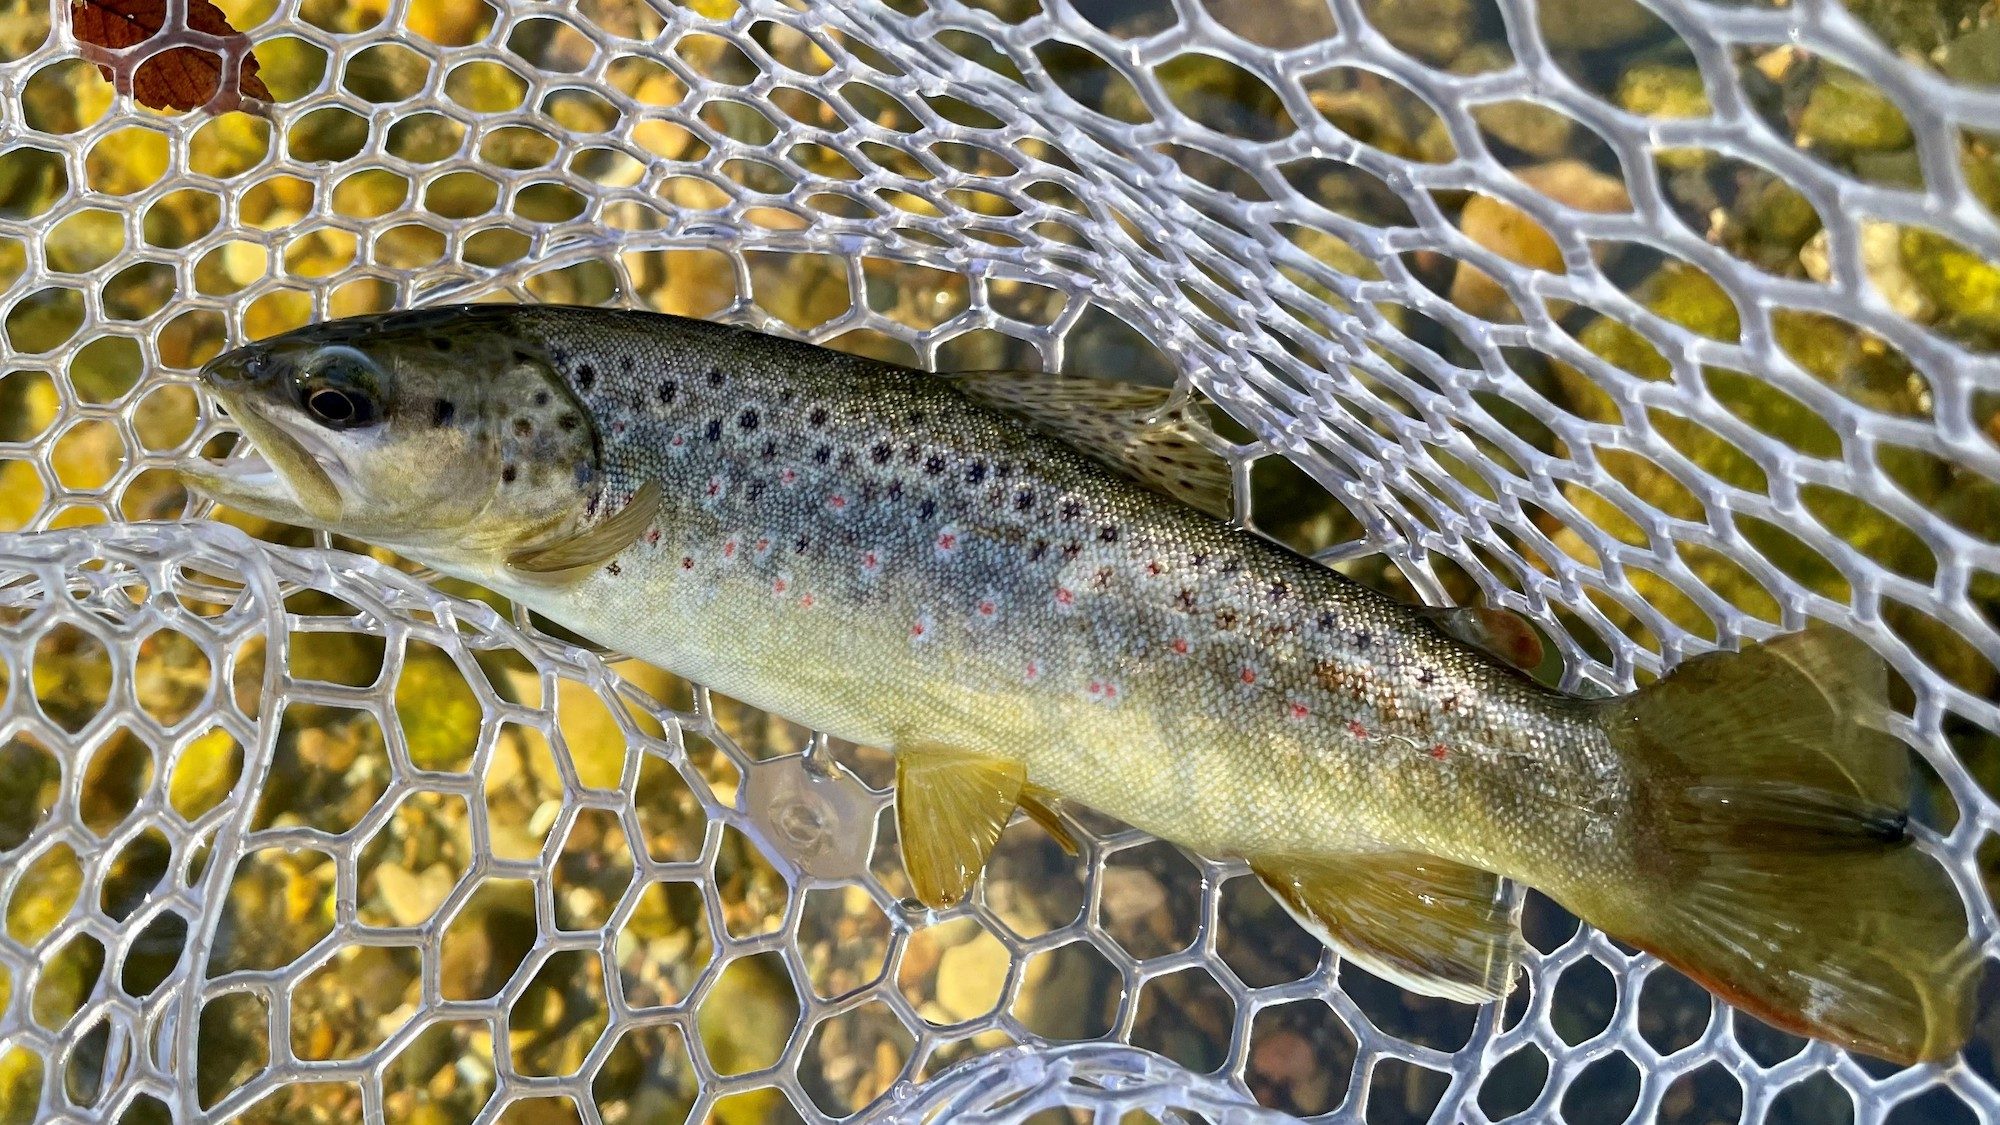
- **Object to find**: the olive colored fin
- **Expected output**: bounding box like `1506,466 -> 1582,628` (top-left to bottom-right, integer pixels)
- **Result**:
505,480 -> 661,587
1020,788 -> 1079,855
895,747 -> 1025,908
1253,852 -> 1523,1003
1595,625 -> 1980,1064
948,370 -> 1235,520
1419,605 -> 1545,672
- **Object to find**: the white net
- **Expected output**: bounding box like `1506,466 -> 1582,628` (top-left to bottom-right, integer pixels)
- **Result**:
1,0 -> 1997,1121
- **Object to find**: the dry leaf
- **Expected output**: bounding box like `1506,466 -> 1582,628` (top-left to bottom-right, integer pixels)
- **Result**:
71,0 -> 271,113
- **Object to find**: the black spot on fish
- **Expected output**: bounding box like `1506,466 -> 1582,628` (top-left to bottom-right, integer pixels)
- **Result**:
810,407 -> 828,427
1175,588 -> 1197,611
747,479 -> 767,502
887,481 -> 904,501
860,482 -> 877,503
622,356 -> 635,373
576,364 -> 596,390
1192,552 -> 1209,568
794,534 -> 810,553
1221,558 -> 1241,574
1268,581 -> 1289,601
996,461 -> 1014,477
1317,612 -> 1335,631
966,461 -> 987,484
705,419 -> 723,441
659,381 -> 678,405
1029,539 -> 1049,561
1060,541 -> 1081,560
429,336 -> 452,352
513,418 -> 534,437
707,367 -> 725,387
924,454 -> 945,475
814,445 -> 831,464
838,451 -> 856,470
761,440 -> 777,461
533,390 -> 551,407
431,399 -> 455,426
1099,525 -> 1119,543
1416,668 -> 1436,685
558,413 -> 581,432
739,408 -> 759,431
1014,491 -> 1035,511
779,388 -> 796,406
1061,500 -> 1082,520
907,409 -> 927,425
1215,608 -> 1238,630
606,561 -> 620,576
1352,630 -> 1372,649
903,443 -> 921,464
502,464 -> 518,483
871,442 -> 893,464
918,499 -> 936,519
1094,566 -> 1113,588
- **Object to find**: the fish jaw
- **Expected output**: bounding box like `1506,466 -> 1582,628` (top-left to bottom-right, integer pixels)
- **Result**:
178,388 -> 345,525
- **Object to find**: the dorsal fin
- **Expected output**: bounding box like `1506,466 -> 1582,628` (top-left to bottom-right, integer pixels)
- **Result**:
505,480 -> 661,587
947,370 -> 1236,521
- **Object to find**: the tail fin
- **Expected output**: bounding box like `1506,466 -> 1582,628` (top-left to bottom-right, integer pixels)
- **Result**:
1593,626 -> 1980,1065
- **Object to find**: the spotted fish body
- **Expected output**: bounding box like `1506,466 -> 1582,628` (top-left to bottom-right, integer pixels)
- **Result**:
183,304 -> 1978,1065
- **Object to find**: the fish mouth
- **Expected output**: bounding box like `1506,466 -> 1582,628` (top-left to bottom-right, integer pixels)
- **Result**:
177,396 -> 346,525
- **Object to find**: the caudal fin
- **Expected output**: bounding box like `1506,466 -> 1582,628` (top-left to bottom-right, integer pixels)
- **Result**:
1593,626 -> 1980,1065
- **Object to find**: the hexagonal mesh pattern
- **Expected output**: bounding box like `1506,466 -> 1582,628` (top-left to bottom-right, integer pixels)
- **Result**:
1,0 -> 1997,1121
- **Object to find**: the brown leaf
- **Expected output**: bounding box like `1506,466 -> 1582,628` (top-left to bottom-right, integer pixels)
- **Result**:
71,0 -> 271,113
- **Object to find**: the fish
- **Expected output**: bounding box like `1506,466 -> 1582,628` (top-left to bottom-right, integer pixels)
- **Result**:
178,304 -> 1980,1065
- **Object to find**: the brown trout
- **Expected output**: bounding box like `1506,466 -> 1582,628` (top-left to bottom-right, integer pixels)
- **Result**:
180,304 -> 1978,1063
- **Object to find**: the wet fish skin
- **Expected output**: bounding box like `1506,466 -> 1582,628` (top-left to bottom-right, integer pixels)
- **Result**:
180,304 -> 1978,1065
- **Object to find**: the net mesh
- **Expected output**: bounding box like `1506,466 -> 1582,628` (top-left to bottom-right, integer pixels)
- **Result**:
2,0 -> 1997,1120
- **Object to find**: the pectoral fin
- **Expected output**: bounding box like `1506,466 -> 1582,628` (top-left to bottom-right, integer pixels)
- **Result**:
1253,852 -> 1524,1003
948,370 -> 1235,521
1420,605 -> 1546,672
505,480 -> 662,587
895,747 -> 1025,907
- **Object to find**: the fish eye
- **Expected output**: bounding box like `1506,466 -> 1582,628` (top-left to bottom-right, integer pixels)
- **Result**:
305,386 -> 377,428
298,347 -> 383,430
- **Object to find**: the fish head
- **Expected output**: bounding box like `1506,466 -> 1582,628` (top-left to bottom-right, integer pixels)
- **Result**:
180,308 -> 599,561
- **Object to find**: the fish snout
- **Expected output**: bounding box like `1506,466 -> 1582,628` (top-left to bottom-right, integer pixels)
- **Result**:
200,345 -> 283,395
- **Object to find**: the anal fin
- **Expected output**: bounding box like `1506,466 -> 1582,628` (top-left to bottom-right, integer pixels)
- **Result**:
1253,851 -> 1523,1003
896,746 -> 1025,908
506,480 -> 662,587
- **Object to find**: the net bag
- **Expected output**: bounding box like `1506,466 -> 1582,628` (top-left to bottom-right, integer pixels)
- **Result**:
1,0 -> 1997,1120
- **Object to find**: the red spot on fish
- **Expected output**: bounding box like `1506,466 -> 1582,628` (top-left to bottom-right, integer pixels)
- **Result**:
772,577 -> 788,594
1239,666 -> 1257,685
1055,587 -> 1075,606
1024,660 -> 1041,682
977,599 -> 997,618
860,549 -> 881,577
722,539 -> 737,559
910,615 -> 932,642
646,529 -> 661,545
1346,720 -> 1368,739
799,593 -> 815,608
755,537 -> 771,554
706,476 -> 724,497
827,493 -> 848,510
680,556 -> 694,570
1169,637 -> 1190,655
611,420 -> 627,435
1429,744 -> 1449,760
780,468 -> 797,484
1288,701 -> 1311,720
937,531 -> 958,551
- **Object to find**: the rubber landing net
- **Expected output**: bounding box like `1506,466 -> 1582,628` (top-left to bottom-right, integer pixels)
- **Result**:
1,0 -> 1997,1121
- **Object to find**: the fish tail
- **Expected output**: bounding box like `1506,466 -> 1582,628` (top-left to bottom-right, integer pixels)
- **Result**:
1590,626 -> 1979,1064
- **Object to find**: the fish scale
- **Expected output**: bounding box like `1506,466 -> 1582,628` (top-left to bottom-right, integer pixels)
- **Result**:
181,303 -> 1979,1064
